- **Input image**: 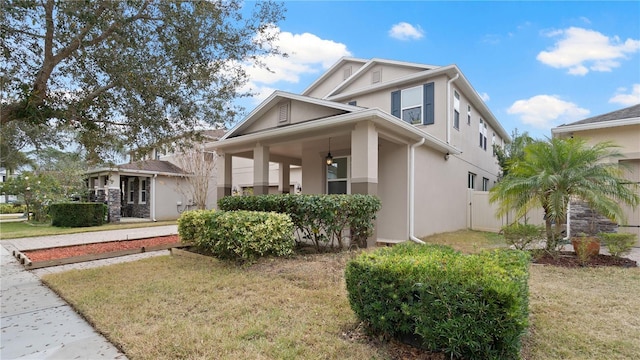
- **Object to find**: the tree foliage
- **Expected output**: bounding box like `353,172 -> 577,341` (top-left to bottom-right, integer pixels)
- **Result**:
1,0 -> 285,163
490,137 -> 639,252
493,129 -> 535,178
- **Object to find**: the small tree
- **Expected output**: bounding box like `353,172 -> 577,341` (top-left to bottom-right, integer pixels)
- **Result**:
174,147 -> 217,210
490,138 -> 639,252
0,172 -> 65,222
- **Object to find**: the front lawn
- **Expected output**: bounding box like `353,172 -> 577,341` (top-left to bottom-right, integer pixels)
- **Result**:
0,220 -> 176,239
42,230 -> 640,359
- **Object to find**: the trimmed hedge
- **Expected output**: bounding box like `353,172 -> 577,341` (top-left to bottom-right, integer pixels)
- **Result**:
49,202 -> 107,227
218,194 -> 381,249
345,243 -> 530,360
178,209 -> 295,261
0,203 -> 26,214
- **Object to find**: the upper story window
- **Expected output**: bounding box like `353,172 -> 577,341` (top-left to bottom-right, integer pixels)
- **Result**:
467,105 -> 471,125
453,90 -> 460,130
482,177 -> 489,191
391,82 -> 434,125
401,86 -> 422,125
468,172 -> 476,189
479,119 -> 487,150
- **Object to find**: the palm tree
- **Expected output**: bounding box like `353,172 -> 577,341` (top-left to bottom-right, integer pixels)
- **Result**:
490,137 -> 639,252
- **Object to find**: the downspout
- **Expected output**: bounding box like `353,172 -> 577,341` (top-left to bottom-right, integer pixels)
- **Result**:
151,174 -> 157,222
409,138 -> 426,244
446,73 -> 460,144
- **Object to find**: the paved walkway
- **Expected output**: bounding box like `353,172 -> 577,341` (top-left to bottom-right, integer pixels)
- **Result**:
1,225 -> 177,359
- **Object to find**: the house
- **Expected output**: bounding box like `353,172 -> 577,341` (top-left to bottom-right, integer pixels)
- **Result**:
552,104 -> 640,243
86,129 -> 303,222
210,57 -> 510,246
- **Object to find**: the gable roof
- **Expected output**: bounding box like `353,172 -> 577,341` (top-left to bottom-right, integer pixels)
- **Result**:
301,57 -> 369,96
220,90 -> 362,140
87,160 -> 187,177
321,57 -> 440,98
118,160 -> 185,174
552,104 -> 640,134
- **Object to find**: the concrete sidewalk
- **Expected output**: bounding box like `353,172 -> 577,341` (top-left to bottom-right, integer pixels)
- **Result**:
1,225 -> 177,359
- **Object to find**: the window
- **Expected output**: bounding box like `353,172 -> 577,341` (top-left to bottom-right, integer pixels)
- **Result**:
327,157 -> 350,194
492,132 -> 496,156
139,178 -> 147,204
467,105 -> 471,125
454,110 -> 460,130
468,172 -> 476,190
127,178 -> 135,204
482,177 -> 489,191
347,100 -> 357,106
400,85 -> 422,125
391,82 -> 434,125
479,119 -> 487,150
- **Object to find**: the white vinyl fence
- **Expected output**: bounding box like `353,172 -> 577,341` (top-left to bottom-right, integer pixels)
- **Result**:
466,190 -> 545,233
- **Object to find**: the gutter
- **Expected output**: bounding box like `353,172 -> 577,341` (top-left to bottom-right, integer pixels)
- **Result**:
409,138 -> 426,244
446,73 -> 460,144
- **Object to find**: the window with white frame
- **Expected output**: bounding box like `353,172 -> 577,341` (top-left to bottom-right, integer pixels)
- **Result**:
127,178 -> 135,204
482,177 -> 489,191
492,132 -> 496,156
479,119 -> 487,150
139,178 -> 147,204
401,85 -> 423,125
453,90 -> 460,130
327,156 -> 350,194
468,172 -> 476,189
467,105 -> 471,125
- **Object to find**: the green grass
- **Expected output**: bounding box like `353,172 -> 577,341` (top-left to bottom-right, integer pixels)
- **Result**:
0,220 -> 176,239
41,230 -> 640,359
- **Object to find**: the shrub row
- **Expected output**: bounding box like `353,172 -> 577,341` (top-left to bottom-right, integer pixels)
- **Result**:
218,194 -> 381,250
345,243 -> 530,360
0,203 -> 26,214
49,202 -> 107,227
178,210 -> 295,261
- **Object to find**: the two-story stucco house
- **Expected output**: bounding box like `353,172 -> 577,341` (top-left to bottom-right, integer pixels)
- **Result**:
552,104 -> 640,243
211,57 -> 509,246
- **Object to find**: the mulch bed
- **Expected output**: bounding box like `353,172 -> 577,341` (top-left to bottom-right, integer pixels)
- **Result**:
23,235 -> 181,262
532,251 -> 637,268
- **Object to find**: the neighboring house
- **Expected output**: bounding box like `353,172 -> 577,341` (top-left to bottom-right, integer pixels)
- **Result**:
1,167 -> 19,204
552,104 -> 640,243
86,129 -> 303,222
210,57 -> 509,246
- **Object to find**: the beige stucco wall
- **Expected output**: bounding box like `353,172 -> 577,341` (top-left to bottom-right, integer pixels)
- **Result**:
377,140 -> 409,240
412,146 -> 469,237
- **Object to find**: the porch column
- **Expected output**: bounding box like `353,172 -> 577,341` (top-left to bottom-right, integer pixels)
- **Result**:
253,144 -> 270,195
278,162 -> 290,194
107,173 -> 121,223
351,121 -> 379,247
351,121 -> 378,195
217,152 -> 232,203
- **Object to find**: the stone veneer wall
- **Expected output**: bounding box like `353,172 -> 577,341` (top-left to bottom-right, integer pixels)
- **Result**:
569,200 -> 617,235
107,188 -> 121,223
120,177 -> 150,219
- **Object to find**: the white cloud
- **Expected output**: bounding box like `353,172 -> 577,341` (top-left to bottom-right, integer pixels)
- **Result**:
507,95 -> 590,129
388,22 -> 424,41
479,92 -> 490,102
537,27 -> 640,76
609,84 -> 640,106
243,27 -> 352,103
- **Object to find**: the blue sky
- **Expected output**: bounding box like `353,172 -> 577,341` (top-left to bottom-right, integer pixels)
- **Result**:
240,1 -> 640,139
